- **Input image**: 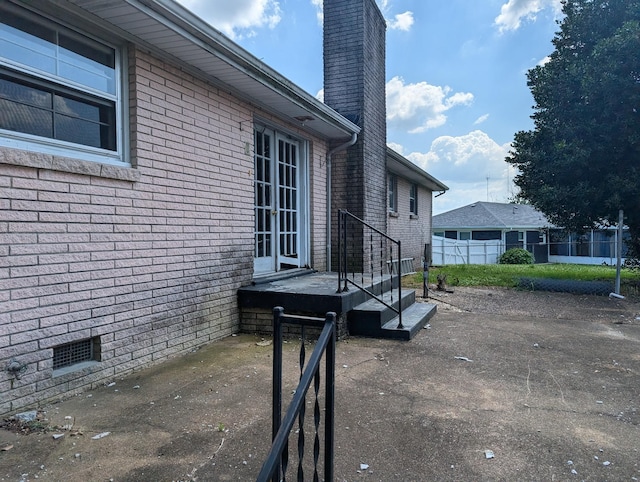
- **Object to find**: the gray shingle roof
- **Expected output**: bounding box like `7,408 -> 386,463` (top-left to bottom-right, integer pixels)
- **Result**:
433,201 -> 553,229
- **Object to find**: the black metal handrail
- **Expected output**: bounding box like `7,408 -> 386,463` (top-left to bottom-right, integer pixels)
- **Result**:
256,307 -> 336,482
337,209 -> 403,328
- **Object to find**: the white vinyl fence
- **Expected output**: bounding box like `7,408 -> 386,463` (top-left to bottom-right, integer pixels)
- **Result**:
431,236 -> 504,265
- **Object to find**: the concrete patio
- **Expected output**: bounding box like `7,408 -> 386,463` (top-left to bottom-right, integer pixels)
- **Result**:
1,287 -> 639,481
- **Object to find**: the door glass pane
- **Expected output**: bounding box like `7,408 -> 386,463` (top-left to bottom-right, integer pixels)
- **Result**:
277,138 -> 298,258
254,129 -> 273,261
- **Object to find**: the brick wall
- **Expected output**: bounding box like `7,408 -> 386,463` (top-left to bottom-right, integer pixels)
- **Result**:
387,177 -> 434,271
0,46 -> 329,415
241,307 -> 348,339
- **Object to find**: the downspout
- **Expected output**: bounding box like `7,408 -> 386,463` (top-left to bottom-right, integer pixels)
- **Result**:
326,133 -> 358,271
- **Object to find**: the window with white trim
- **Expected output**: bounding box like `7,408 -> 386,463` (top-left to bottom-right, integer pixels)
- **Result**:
388,173 -> 397,213
409,183 -> 418,215
0,3 -> 125,165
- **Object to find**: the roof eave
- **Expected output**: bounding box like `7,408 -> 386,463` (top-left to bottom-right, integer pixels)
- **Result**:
58,0 -> 360,141
386,148 -> 448,192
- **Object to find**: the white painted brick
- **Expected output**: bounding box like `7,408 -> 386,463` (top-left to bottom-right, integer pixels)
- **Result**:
1,43 -> 332,416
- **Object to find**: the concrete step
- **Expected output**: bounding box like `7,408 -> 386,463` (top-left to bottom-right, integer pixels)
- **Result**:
380,302 -> 436,340
347,288 -> 436,340
347,289 -> 415,329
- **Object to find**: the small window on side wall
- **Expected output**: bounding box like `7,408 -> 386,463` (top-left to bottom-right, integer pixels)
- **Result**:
409,183 -> 418,215
388,173 -> 397,213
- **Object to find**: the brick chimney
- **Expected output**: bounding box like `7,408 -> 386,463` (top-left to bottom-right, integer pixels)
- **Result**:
324,0 -> 388,268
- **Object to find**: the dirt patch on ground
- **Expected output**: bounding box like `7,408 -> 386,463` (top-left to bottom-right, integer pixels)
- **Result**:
425,285 -> 640,324
1,287 -> 639,481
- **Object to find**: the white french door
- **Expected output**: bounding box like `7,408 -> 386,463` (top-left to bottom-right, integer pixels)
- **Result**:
254,127 -> 307,276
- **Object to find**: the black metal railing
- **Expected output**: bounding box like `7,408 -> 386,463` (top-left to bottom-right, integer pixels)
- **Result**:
337,209 -> 403,328
256,307 -> 336,482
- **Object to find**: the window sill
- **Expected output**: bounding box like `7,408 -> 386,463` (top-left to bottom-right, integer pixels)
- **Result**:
53,360 -> 100,378
388,211 -> 399,218
0,146 -> 139,182
410,214 -> 419,220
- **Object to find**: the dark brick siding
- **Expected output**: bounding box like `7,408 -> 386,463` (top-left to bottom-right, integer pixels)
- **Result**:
324,0 -> 387,269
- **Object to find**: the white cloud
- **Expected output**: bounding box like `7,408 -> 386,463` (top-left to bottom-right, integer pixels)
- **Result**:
388,11 -> 414,31
386,76 -> 473,134
387,142 -> 405,155
311,1 -> 413,31
177,0 -> 281,39
311,0 -> 323,24
399,130 -> 515,213
538,55 -> 551,66
316,88 -> 324,102
494,0 -> 562,33
474,114 -> 490,125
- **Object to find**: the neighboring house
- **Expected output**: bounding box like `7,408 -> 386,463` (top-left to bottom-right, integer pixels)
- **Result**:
432,201 -> 627,265
433,201 -> 550,248
1,0 -> 445,415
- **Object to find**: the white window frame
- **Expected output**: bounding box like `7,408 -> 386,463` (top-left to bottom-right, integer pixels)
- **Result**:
0,3 -> 127,166
388,173 -> 398,213
409,183 -> 418,215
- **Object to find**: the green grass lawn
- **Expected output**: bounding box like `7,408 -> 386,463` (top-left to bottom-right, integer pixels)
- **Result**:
404,263 -> 640,289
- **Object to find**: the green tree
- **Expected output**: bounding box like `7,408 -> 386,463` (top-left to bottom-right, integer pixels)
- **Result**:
506,0 -> 640,254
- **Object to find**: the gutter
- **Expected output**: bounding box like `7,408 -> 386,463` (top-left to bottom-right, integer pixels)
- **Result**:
326,133 -> 358,270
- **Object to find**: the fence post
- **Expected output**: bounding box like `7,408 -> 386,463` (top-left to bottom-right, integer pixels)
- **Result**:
423,243 -> 430,298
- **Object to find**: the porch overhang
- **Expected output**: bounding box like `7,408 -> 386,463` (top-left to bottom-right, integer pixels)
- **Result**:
50,0 -> 360,141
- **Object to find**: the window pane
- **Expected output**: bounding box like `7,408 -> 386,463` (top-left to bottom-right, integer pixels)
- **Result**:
0,75 -> 51,108
55,95 -> 102,122
0,76 -> 53,137
0,98 -> 53,137
264,134 -> 270,158
59,32 -> 115,69
0,33 -> 56,75
59,59 -> 115,94
0,5 -> 116,95
54,94 -> 115,150
0,11 -> 57,75
472,230 -> 502,240
255,131 -> 263,156
55,113 -> 104,149
58,32 -> 116,94
0,9 -> 56,45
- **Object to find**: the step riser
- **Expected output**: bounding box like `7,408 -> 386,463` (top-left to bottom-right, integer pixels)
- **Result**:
348,291 -> 416,326
348,302 -> 437,340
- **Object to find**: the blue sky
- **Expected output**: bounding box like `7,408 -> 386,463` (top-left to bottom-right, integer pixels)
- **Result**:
176,0 -> 563,214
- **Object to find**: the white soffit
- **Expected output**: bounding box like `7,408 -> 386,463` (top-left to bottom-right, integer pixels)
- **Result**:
58,0 -> 359,141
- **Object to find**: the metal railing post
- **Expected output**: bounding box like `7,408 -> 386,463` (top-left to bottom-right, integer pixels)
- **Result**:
257,311 -> 337,482
342,211 -> 349,292
397,240 -> 403,329
335,210 -> 403,328
324,312 -> 336,481
271,307 -> 284,482
337,210 -> 342,293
